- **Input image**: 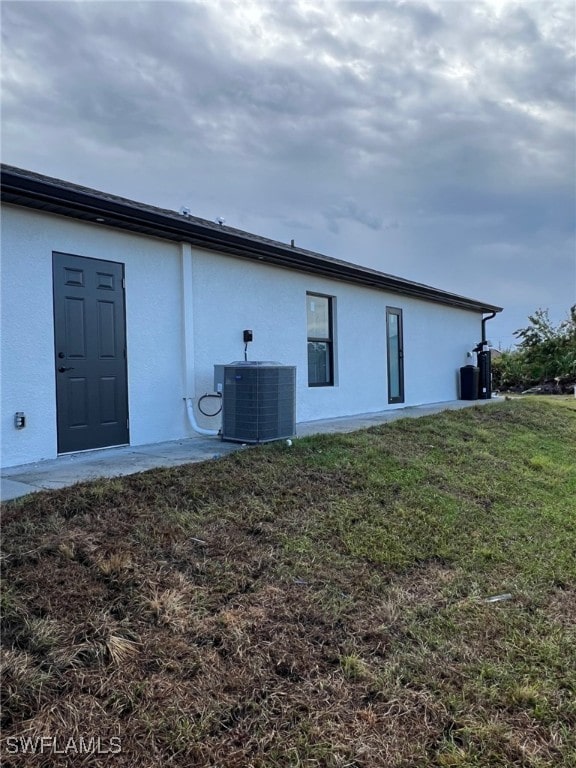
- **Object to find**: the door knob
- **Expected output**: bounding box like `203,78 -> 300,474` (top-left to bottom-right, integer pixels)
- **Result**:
58,366 -> 75,372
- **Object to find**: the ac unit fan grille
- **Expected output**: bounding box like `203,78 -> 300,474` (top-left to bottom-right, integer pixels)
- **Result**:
221,363 -> 296,443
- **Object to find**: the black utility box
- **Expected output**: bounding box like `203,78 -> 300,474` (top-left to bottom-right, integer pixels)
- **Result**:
460,365 -> 479,400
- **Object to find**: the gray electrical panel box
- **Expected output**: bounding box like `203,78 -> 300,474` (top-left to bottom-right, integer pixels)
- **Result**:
213,365 -> 225,394
220,361 -> 296,443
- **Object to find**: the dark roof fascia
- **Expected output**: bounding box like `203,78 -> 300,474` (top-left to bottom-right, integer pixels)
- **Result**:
0,165 -> 502,314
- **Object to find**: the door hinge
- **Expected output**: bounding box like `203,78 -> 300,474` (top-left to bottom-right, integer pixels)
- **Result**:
122,277 -> 126,289
126,418 -> 130,429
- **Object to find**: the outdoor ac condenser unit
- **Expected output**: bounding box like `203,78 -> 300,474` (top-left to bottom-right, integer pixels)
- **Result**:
220,361 -> 296,443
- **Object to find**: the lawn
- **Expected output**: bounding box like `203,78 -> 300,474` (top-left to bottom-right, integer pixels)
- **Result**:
1,399 -> 575,767
514,394 -> 576,408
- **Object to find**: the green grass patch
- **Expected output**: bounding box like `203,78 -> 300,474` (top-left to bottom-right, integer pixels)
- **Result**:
1,399 -> 575,767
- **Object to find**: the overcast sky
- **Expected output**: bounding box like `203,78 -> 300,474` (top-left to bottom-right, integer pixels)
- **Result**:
2,0 -> 575,347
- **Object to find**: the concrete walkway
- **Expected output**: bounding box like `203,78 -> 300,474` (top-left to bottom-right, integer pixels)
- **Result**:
1,398 -> 501,502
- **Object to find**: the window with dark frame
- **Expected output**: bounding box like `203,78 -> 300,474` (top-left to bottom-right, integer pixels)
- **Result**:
306,293 -> 334,386
386,306 -> 404,404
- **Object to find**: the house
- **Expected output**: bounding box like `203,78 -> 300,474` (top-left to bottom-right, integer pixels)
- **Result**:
0,164 -> 502,468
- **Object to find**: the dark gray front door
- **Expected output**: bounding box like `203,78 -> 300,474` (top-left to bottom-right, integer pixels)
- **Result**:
53,252 -> 129,453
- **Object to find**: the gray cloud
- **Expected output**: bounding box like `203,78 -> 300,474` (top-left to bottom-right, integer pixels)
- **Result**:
1,0 -> 574,347
323,198 -> 392,234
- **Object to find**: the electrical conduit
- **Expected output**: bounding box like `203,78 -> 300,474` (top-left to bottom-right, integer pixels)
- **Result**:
180,242 -> 219,436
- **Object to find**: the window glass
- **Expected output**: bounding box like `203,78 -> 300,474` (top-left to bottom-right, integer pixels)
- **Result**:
388,315 -> 400,398
386,307 -> 404,403
306,295 -> 330,339
308,341 -> 331,386
307,293 -> 333,386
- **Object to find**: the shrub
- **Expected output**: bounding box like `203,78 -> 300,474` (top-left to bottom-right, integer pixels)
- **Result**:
492,306 -> 576,391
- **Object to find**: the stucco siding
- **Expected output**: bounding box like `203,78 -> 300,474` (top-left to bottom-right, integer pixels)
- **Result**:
1,206 -> 186,467
1,205 -> 483,468
1,210 -> 57,466
190,250 -> 480,424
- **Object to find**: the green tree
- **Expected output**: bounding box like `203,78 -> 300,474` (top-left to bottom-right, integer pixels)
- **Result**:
492,306 -> 576,391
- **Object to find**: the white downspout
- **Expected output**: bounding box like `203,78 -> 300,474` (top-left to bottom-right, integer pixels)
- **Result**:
181,242 -> 219,436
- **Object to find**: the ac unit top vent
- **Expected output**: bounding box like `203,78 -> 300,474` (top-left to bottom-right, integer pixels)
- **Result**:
225,361 -> 284,367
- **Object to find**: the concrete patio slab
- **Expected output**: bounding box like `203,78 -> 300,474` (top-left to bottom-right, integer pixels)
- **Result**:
296,397 -> 499,436
1,398 -> 501,503
1,478 -> 41,503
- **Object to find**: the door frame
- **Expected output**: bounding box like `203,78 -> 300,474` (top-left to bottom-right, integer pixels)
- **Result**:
386,306 -> 405,404
52,251 -> 130,454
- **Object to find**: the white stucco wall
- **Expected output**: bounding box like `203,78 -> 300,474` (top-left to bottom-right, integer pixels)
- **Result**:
1,206 -> 186,467
190,250 -> 481,423
1,204 -> 483,467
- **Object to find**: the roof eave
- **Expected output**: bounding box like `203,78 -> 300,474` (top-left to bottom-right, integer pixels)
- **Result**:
0,167 -> 503,314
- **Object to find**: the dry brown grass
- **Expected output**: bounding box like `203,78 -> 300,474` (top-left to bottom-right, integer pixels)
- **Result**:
1,400 -> 575,766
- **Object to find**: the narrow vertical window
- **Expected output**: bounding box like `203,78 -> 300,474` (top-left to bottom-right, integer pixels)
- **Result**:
386,307 -> 404,403
307,293 -> 334,386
